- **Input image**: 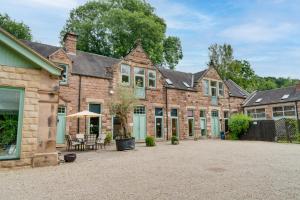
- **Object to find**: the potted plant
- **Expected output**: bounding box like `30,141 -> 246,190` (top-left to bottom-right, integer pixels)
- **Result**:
145,136 -> 155,147
110,86 -> 137,151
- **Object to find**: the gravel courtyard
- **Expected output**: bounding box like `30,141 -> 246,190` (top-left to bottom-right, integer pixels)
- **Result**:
1,140 -> 300,200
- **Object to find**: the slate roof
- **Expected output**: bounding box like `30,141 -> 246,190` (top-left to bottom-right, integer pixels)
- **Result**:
21,40 -> 60,58
69,51 -> 120,78
158,68 -> 196,91
224,79 -> 249,98
21,40 -> 121,78
243,86 -> 300,107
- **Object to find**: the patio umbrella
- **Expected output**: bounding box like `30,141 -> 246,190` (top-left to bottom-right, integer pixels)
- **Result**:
66,110 -> 101,134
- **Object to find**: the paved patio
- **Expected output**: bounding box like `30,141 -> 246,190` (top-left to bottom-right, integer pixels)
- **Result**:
1,140 -> 300,200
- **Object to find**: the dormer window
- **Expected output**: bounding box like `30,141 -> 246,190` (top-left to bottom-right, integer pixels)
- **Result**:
121,64 -> 130,85
59,64 -> 68,85
281,94 -> 289,100
255,98 -> 262,103
183,81 -> 190,88
166,79 -> 173,85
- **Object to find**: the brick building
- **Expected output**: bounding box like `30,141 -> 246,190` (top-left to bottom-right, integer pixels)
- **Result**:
21,33 -> 248,144
243,85 -> 300,120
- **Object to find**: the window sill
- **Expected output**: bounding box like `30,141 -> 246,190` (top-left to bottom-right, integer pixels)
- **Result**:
0,156 -> 20,161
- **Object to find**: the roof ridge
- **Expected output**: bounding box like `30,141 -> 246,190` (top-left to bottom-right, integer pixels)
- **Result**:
76,50 -> 121,61
21,39 -> 60,49
256,85 -> 296,93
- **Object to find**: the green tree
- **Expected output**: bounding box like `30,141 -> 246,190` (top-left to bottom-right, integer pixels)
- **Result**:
61,0 -> 182,68
0,13 -> 32,40
163,36 -> 183,69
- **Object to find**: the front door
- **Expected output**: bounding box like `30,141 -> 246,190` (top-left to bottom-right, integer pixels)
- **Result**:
56,106 -> 66,144
211,110 -> 220,137
133,106 -> 146,140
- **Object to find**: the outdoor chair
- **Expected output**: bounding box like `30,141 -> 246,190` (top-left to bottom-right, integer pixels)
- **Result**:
96,133 -> 107,150
65,135 -> 81,151
84,134 -> 97,150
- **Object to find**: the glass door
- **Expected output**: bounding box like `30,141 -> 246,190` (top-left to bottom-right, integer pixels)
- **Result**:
155,108 -> 163,138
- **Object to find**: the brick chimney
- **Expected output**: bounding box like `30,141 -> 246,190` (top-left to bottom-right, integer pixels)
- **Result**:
63,32 -> 77,55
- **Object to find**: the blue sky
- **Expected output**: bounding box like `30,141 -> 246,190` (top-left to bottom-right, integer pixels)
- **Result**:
1,0 -> 300,78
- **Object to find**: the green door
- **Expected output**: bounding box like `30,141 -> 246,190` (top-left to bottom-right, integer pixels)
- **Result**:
211,110 -> 220,137
56,106 -> 66,144
133,106 -> 146,140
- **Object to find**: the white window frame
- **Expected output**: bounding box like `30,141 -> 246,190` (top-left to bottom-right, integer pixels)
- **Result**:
121,64 -> 131,86
134,67 -> 145,88
148,70 -> 156,88
246,108 -> 266,120
218,82 -> 224,96
59,64 -> 68,85
203,79 -> 209,96
272,105 -> 296,119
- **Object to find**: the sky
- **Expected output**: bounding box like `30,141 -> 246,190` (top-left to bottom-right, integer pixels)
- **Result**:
1,0 -> 300,78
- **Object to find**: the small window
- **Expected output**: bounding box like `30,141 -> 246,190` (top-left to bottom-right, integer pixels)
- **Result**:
281,94 -> 290,100
171,108 -> 178,117
219,82 -> 224,96
155,108 -> 163,116
121,64 -> 130,85
255,98 -> 262,103
187,110 -> 194,117
59,64 -> 68,85
166,79 -> 173,85
148,70 -> 156,88
203,80 -> 209,95
134,106 -> 146,114
183,82 -> 190,88
200,110 -> 206,118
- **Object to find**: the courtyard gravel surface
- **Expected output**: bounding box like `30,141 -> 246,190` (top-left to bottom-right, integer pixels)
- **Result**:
1,140 -> 300,200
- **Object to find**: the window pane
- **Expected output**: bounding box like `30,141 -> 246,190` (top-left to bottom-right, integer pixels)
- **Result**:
155,118 -> 163,138
273,107 -> 283,112
219,82 -> 224,96
284,111 -> 296,116
155,108 -> 163,116
121,64 -> 130,74
224,111 -> 229,119
134,67 -> 145,75
187,110 -> 194,117
0,88 -> 22,159
134,106 -> 145,114
203,80 -> 209,95
148,70 -> 156,78
122,75 -> 129,84
59,64 -> 68,84
171,109 -> 178,117
89,104 -> 101,114
135,76 -> 144,87
211,81 -> 217,87
149,79 -> 156,88
188,119 -> 194,136
200,110 -> 206,118
284,106 -> 295,111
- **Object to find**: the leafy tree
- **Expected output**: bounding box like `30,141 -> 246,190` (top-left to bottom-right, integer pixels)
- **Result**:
163,36 -> 183,69
61,0 -> 182,68
0,13 -> 32,40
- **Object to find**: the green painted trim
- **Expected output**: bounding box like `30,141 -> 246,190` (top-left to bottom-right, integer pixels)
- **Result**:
0,28 -> 61,76
0,86 -> 24,160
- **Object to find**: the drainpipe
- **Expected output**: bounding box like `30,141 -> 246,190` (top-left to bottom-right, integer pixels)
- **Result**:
77,75 -> 82,133
296,101 -> 299,120
165,86 -> 169,140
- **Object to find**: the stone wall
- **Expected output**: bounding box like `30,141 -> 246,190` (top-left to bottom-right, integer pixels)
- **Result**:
0,65 -> 59,169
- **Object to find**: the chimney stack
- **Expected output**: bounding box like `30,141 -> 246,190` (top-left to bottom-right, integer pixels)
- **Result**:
63,32 -> 77,55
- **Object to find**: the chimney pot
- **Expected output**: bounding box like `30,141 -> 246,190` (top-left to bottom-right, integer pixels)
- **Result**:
63,32 -> 77,55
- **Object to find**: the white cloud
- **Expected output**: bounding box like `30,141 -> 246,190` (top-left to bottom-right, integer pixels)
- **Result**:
220,21 -> 295,43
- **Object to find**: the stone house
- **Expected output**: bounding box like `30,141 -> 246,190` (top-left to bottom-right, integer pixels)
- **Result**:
243,84 -> 300,120
0,28 -> 62,168
20,33 -> 248,143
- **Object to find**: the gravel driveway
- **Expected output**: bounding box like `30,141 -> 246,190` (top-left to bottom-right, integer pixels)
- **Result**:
1,140 -> 300,200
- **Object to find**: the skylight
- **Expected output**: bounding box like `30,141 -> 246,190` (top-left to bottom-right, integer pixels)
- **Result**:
255,98 -> 262,103
166,79 -> 173,85
183,81 -> 190,88
281,94 -> 290,100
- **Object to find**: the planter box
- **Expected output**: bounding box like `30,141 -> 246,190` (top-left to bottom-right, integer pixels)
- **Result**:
115,137 -> 135,151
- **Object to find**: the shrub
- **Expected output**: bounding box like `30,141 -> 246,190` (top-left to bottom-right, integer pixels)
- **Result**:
228,114 -> 252,139
145,136 -> 155,147
171,136 -> 179,145
105,132 -> 112,145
